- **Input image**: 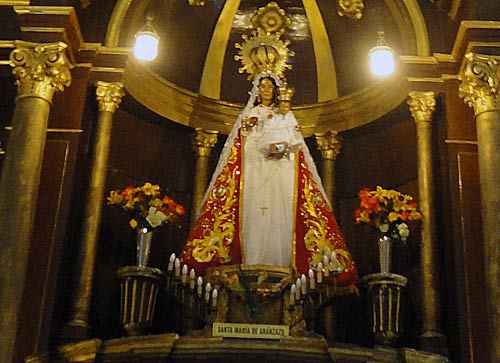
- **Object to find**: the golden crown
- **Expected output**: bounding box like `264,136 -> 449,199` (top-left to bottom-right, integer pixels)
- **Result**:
278,83 -> 295,102
235,2 -> 294,81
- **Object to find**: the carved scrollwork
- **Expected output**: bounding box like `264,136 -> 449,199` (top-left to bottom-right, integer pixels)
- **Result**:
408,91 -> 436,123
314,130 -> 342,160
459,53 -> 500,115
9,41 -> 72,102
95,81 -> 125,113
337,0 -> 364,20
193,128 -> 219,157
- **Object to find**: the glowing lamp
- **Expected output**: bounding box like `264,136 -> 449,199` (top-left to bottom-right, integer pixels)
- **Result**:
369,31 -> 395,77
134,15 -> 159,62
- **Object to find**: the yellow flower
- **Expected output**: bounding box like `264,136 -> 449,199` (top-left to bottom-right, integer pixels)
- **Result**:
388,212 -> 399,222
141,182 -> 161,196
129,219 -> 138,229
107,190 -> 123,205
150,197 -> 163,208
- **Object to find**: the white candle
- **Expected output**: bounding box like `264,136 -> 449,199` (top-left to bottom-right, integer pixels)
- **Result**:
290,284 -> 296,305
300,274 -> 307,295
197,276 -> 203,296
174,258 -> 180,277
323,255 -> 330,278
295,278 -> 301,300
189,268 -> 196,289
205,282 -> 212,302
181,264 -> 188,284
308,268 -> 315,290
317,262 -> 323,284
212,288 -> 218,308
331,251 -> 339,272
167,253 -> 176,272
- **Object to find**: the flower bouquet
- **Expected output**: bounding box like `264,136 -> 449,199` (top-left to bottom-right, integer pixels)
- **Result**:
107,182 -> 186,231
107,182 -> 186,267
355,186 -> 421,273
354,186 -> 422,241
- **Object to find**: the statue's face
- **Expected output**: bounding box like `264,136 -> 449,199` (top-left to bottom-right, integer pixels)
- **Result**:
279,101 -> 291,115
258,78 -> 275,106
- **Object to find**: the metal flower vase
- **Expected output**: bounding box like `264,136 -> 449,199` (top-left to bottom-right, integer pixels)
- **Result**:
378,235 -> 394,273
136,227 -> 153,267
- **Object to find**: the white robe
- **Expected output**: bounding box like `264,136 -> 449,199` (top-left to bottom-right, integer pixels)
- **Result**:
241,105 -> 304,267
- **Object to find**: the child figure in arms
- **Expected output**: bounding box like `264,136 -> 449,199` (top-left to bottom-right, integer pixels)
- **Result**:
266,82 -> 301,160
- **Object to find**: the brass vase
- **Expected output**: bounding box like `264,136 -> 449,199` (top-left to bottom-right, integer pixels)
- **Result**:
117,266 -> 164,336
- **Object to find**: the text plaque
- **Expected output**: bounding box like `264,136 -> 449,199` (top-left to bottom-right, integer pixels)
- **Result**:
212,322 -> 289,339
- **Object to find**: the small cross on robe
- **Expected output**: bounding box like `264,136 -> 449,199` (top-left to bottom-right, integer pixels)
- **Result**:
260,203 -> 269,215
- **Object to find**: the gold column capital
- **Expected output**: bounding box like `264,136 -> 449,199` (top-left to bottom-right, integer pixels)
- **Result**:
95,81 -> 125,113
193,128 -> 218,157
314,130 -> 342,160
408,91 -> 436,123
9,41 -> 72,103
459,53 -> 500,116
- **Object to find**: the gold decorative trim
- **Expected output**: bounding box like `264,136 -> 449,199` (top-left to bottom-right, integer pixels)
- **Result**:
459,52 -> 500,116
337,0 -> 364,20
302,0 -> 338,100
314,131 -> 342,160
10,40 -> 72,103
95,81 -> 125,113
408,91 -> 436,123
199,0 -> 241,98
193,128 -> 219,157
124,59 -> 409,136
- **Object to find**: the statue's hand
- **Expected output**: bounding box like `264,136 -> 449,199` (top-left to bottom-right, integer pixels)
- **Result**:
242,116 -> 259,134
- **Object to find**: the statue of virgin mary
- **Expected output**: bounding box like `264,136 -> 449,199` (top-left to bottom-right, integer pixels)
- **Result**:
180,29 -> 357,288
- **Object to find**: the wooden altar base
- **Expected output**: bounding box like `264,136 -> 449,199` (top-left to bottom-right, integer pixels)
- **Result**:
54,334 -> 450,363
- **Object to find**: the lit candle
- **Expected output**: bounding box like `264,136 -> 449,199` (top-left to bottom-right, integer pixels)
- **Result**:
331,251 -> 339,272
300,274 -> 307,295
290,284 -> 296,305
295,278 -> 301,300
308,268 -> 315,290
197,276 -> 203,296
212,288 -> 218,308
317,262 -> 323,284
181,264 -> 188,284
174,258 -> 180,277
205,282 -> 211,302
167,253 -> 176,272
323,255 -> 330,278
189,268 -> 196,289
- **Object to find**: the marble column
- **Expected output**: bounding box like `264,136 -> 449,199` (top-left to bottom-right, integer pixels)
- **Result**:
63,81 -> 125,340
408,91 -> 447,354
0,41 -> 71,363
459,53 -> 500,363
191,128 -> 218,226
314,130 -> 342,209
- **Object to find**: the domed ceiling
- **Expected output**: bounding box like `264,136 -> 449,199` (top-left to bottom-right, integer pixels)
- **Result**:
105,0 -> 429,135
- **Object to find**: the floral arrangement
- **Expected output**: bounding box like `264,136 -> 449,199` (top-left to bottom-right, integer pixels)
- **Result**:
354,186 -> 422,241
107,182 -> 186,230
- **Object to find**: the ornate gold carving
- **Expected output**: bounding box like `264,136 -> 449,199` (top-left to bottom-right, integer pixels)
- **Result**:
188,0 -> 205,5
190,143 -> 239,263
251,1 -> 291,35
193,128 -> 219,157
235,2 -> 293,81
9,41 -> 71,102
337,0 -> 364,20
57,339 -> 102,363
95,81 -> 125,113
314,131 -> 342,160
408,91 -> 436,123
459,53 -> 500,115
301,177 -> 354,272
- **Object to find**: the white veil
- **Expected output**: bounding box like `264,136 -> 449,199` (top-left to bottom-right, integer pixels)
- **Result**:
197,71 -> 331,215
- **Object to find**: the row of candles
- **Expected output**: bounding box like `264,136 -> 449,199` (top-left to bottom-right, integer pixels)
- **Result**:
166,251 -> 343,309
